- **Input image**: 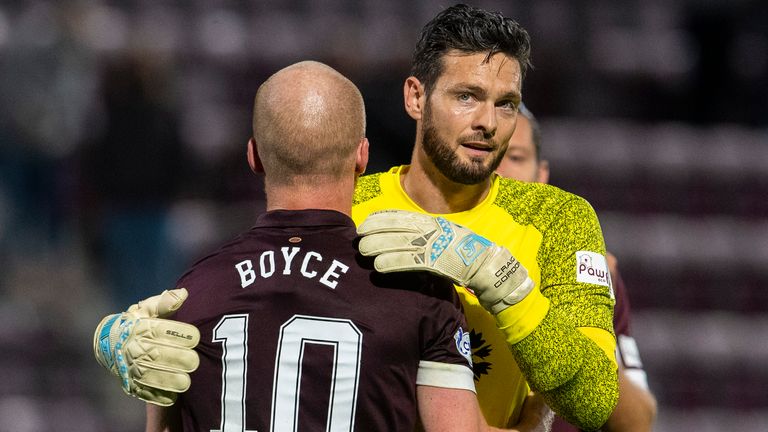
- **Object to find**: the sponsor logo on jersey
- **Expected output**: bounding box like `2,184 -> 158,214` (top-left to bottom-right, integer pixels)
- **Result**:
575,251 -> 613,296
454,327 -> 473,366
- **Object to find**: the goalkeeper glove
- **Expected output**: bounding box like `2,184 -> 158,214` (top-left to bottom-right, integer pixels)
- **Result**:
93,288 -> 200,406
358,210 -> 534,314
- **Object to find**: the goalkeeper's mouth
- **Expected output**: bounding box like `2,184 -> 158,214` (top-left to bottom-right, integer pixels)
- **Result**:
460,141 -> 494,157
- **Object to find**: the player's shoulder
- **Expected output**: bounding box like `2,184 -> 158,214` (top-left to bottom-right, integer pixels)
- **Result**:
354,165 -> 406,206
353,171 -> 387,205
494,176 -> 594,220
364,253 -> 458,302
175,232 -> 249,286
495,176 -> 581,204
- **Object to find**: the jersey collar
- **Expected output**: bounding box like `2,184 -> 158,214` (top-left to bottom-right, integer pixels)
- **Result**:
254,209 -> 356,229
390,165 -> 501,219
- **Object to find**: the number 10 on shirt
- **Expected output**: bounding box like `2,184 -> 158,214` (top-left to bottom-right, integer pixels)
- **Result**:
212,314 -> 363,432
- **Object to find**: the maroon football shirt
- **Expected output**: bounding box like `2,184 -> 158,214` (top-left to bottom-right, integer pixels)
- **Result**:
171,210 -> 474,432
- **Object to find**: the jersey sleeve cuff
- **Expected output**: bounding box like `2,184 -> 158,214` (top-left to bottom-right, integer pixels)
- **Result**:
624,368 -> 650,390
416,361 -> 476,393
495,288 -> 550,345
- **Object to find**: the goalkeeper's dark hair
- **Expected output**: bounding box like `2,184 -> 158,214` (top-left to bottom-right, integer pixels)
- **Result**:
519,103 -> 543,161
411,4 -> 532,95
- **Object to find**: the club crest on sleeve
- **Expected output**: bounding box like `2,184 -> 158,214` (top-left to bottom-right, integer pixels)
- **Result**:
575,251 -> 612,294
454,327 -> 473,366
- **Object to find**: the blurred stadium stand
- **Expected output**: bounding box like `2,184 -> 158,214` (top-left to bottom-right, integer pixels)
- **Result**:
0,1 -> 765,430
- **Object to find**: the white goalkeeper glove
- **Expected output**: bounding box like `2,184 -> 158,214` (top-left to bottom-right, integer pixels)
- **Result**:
93,288 -> 200,406
358,210 -> 534,314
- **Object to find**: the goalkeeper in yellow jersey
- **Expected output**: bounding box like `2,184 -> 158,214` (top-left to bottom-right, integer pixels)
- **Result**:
92,4 -> 617,431
352,4 -> 617,430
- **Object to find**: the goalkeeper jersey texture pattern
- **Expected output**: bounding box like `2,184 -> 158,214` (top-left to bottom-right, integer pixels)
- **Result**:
352,166 -> 617,428
172,210 -> 474,432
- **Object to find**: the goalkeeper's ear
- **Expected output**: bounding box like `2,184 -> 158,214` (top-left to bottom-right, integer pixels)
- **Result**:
247,137 -> 264,174
403,76 -> 426,121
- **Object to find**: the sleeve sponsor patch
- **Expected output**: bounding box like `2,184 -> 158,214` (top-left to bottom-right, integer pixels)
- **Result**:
576,251 -> 614,296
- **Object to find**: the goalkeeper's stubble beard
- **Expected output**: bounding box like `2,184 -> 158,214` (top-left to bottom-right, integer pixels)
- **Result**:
421,101 -> 507,185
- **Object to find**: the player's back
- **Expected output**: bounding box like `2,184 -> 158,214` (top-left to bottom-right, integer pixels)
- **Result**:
172,209 -> 474,432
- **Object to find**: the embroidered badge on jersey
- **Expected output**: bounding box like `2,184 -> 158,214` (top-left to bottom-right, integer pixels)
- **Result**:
454,327 -> 473,366
575,251 -> 614,298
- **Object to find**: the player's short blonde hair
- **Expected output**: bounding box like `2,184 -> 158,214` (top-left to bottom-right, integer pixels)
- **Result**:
253,61 -> 365,185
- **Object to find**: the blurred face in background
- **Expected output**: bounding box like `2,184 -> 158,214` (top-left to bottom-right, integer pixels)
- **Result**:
496,114 -> 549,184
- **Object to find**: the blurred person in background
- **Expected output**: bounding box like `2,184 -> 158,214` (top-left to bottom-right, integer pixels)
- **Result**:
497,104 -> 657,432
79,55 -> 187,309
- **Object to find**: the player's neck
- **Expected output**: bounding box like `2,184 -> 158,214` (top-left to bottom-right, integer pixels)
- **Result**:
402,152 -> 492,214
265,179 -> 354,216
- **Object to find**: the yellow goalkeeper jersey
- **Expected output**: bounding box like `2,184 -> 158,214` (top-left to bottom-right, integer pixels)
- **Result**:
352,166 -> 616,428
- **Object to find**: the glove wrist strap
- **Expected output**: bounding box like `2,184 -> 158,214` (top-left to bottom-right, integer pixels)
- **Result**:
487,277 -> 535,314
94,314 -> 123,370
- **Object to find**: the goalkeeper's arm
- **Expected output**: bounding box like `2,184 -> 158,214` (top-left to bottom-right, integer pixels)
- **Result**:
93,288 -> 200,407
357,210 -> 618,430
495,292 -> 618,431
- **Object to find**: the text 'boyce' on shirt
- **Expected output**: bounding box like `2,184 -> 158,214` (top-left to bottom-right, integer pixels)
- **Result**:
235,246 -> 350,289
